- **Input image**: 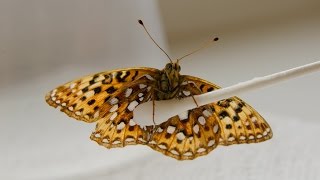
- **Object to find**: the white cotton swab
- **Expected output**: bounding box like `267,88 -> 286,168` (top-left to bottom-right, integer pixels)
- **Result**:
133,61 -> 320,126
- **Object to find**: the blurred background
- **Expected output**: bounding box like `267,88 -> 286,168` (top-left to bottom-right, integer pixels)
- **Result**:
1,0 -> 320,179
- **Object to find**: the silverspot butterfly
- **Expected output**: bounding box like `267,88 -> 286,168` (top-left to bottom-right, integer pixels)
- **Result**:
46,20 -> 272,160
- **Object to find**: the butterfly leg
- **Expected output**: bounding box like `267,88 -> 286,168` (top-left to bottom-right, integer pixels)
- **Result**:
191,94 -> 199,107
149,87 -> 173,137
152,95 -> 156,126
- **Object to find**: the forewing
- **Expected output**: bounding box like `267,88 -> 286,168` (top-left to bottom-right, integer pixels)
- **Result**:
181,75 -> 273,146
45,67 -> 160,123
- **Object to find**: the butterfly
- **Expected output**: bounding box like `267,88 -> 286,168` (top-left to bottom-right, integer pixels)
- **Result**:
45,20 -> 272,160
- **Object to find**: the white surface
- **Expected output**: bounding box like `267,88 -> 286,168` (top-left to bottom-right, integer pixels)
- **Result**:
1,1 -> 320,180
134,61 -> 320,126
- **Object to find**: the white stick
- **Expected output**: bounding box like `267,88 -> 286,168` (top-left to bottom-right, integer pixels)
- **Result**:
133,61 -> 320,126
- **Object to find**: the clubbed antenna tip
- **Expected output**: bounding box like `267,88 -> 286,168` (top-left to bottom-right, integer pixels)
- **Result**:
213,37 -> 219,41
138,20 -> 144,25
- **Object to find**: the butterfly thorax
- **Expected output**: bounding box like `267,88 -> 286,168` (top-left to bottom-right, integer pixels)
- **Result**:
157,62 -> 182,100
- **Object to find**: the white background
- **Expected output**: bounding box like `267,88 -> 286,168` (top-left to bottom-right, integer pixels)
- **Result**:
1,0 -> 320,180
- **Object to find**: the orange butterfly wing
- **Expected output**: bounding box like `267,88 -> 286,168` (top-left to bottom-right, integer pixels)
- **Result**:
46,68 -> 160,147
147,75 -> 272,160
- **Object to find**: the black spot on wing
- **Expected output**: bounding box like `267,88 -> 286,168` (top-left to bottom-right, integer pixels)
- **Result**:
89,79 -> 95,85
207,87 -> 214,92
116,71 -> 130,82
219,111 -> 229,119
131,71 -> 139,81
80,96 -> 87,101
82,87 -> 89,93
87,99 -> 96,106
106,86 -> 117,94
93,87 -> 101,94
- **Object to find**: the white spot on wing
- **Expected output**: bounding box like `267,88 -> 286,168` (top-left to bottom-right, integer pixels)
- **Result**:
213,124 -> 219,134
193,124 -> 199,134
120,71 -> 127,78
170,150 -> 179,155
167,126 -> 176,134
203,110 -> 212,117
145,74 -> 154,80
257,134 -> 262,138
70,83 -> 77,89
109,98 -> 119,105
68,106 -> 74,111
128,101 -> 139,111
182,90 -> 191,96
178,111 -> 188,120
109,104 -> 118,112
158,144 -> 167,149
139,84 -> 147,89
125,88 -> 133,98
198,116 -> 206,125
51,90 -> 57,97
176,132 -> 185,140
251,116 -> 257,122
93,110 -> 100,119
117,122 -> 125,130
208,140 -> 215,146
112,140 -> 121,145
110,112 -> 118,121
197,148 -> 206,153
138,93 -> 143,97
129,119 -> 136,126
263,131 -> 268,136
183,152 -> 193,156
125,138 -> 135,142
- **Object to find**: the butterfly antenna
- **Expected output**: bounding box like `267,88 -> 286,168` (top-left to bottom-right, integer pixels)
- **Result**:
177,37 -> 219,62
138,20 -> 172,63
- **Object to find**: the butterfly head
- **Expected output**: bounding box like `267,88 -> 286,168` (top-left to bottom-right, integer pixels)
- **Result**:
164,62 -> 181,76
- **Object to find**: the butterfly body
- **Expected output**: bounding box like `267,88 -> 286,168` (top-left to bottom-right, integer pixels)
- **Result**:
152,63 -> 180,100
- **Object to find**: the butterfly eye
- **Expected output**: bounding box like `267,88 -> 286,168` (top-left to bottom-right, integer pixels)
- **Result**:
178,65 -> 181,72
166,63 -> 172,69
